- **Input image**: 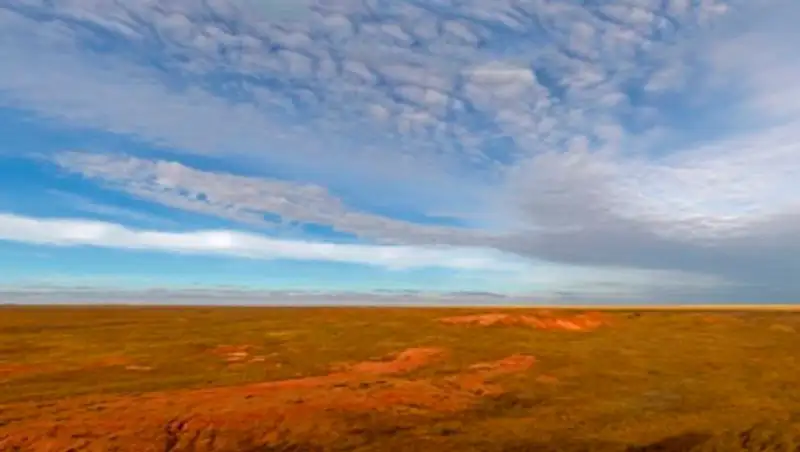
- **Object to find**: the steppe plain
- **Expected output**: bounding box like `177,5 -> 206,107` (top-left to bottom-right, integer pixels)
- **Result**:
1,305 -> 800,451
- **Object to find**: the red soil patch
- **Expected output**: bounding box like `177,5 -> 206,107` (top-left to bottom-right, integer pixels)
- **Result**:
536,374 -> 560,385
341,347 -> 445,375
89,355 -> 132,367
439,312 -> 606,331
0,348 -> 535,452
467,354 -> 536,374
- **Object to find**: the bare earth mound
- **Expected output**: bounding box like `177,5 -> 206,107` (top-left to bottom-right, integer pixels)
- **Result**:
439,312 -> 607,331
0,348 -> 536,452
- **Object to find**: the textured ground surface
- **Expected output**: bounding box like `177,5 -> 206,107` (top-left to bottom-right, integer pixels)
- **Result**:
1,306 -> 800,451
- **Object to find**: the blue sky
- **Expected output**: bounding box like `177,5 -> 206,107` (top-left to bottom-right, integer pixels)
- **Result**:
1,0 -> 799,304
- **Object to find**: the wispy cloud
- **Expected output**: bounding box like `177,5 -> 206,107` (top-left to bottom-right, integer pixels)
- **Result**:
53,151 -> 491,245
0,212 -> 523,272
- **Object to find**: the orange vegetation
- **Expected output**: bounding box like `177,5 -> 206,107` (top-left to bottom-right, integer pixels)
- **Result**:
0,363 -> 42,378
0,348 -> 536,452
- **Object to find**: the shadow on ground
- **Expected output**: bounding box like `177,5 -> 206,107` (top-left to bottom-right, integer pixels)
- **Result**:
346,420 -> 800,452
456,421 -> 800,452
161,420 -> 800,452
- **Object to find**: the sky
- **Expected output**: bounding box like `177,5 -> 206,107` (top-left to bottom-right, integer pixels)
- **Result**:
1,0 -> 799,305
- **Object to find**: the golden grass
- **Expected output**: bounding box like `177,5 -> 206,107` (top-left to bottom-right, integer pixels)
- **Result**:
1,305 -> 800,451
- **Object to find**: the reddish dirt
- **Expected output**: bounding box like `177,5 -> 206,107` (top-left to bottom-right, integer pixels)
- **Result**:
439,312 -> 607,331
535,374 -> 560,385
89,355 -> 132,367
342,347 -> 445,375
209,344 -> 271,366
0,348 -> 535,452
467,354 -> 536,374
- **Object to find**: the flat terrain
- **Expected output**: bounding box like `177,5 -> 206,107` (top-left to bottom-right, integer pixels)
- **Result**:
1,306 -> 800,451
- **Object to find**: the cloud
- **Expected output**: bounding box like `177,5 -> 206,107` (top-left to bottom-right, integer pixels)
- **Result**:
496,118 -> 800,298
0,206 -> 729,301
250,0 -> 314,21
3,0 -> 800,302
0,0 -> 750,223
0,5 -> 489,215
0,0 -> 737,198
52,151 -> 496,245
50,132 -> 799,299
0,212 -> 524,272
0,0 -> 732,171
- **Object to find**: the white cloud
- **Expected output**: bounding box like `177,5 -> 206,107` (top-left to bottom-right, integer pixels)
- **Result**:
52,151 -> 497,245
0,6 -> 490,217
0,0 -> 734,171
508,119 -> 800,238
0,212 -> 524,272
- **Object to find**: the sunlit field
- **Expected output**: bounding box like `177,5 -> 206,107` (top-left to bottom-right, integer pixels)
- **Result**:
2,305 -> 800,451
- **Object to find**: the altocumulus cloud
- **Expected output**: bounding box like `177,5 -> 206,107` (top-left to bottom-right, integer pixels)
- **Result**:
52,151 -> 497,247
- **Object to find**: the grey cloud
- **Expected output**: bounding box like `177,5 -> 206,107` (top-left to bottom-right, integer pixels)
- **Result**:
517,228 -> 800,303
53,146 -> 800,305
0,286 -> 735,306
53,133 -> 800,302
495,138 -> 800,300
53,151 -> 498,246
